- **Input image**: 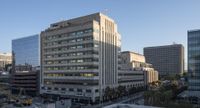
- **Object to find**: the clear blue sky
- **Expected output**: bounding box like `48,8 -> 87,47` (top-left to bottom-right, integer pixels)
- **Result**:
0,0 -> 200,55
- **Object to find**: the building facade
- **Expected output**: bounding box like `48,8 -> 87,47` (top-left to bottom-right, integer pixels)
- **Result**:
11,65 -> 39,96
0,71 -> 10,89
40,13 -> 121,103
144,44 -> 184,77
188,29 -> 200,97
120,51 -> 158,87
0,53 -> 12,71
11,34 -> 40,96
12,35 -> 40,67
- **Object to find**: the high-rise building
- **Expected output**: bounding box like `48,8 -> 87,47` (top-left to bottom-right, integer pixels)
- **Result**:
11,34 -> 40,96
40,13 -> 121,103
188,29 -> 200,98
144,44 -> 184,77
12,35 -> 40,67
0,52 -> 12,71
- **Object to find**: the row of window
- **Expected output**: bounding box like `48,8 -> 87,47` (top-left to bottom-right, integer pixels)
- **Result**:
45,29 -> 93,41
45,51 -> 98,59
44,80 -> 98,86
45,66 -> 98,71
44,44 -> 98,52
45,58 -> 99,65
44,36 -> 93,47
45,73 -> 97,77
42,86 -> 99,93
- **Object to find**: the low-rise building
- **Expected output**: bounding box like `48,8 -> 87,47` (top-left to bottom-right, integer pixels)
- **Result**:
120,51 -> 158,88
12,66 -> 39,96
11,64 -> 39,96
0,71 -> 10,89
0,53 -> 12,71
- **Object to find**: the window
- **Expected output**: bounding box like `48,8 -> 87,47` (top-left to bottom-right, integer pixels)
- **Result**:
61,88 -> 66,91
95,89 -> 99,93
77,31 -> 84,35
77,38 -> 83,42
86,89 -> 92,93
69,88 -> 74,91
94,44 -> 99,48
77,45 -> 83,49
47,61 -> 53,64
69,53 -> 76,56
54,88 -> 59,90
69,39 -> 76,43
85,29 -> 93,33
69,46 -> 76,49
77,59 -> 83,63
77,66 -> 84,70
81,73 -> 94,77
77,89 -> 82,92
69,60 -> 76,63
69,32 -> 76,36
46,55 -> 52,58
77,52 -> 83,56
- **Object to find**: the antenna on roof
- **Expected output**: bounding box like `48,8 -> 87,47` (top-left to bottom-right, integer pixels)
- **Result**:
102,9 -> 109,15
173,42 -> 177,45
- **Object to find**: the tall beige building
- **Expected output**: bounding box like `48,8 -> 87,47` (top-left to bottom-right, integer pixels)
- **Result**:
120,51 -> 145,70
40,13 -> 121,103
0,52 -> 12,71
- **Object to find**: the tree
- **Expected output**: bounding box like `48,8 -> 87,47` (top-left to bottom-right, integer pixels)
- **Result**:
104,87 -> 111,101
117,85 -> 126,97
128,86 -> 137,94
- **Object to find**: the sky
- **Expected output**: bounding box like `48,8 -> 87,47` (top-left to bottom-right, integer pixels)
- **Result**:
0,0 -> 200,56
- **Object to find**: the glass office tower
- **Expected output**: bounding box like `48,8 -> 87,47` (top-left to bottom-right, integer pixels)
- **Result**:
11,34 -> 40,96
12,34 -> 40,67
188,30 -> 200,95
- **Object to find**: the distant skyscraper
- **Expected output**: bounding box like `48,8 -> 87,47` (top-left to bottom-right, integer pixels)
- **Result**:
188,29 -> 200,96
11,34 -> 40,96
40,13 -> 121,103
0,52 -> 12,71
144,44 -> 184,77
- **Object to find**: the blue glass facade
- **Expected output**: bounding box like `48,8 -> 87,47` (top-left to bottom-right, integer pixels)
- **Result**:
12,34 -> 40,67
188,30 -> 200,92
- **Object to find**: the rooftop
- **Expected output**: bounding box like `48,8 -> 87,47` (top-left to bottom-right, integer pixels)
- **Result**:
144,44 -> 183,49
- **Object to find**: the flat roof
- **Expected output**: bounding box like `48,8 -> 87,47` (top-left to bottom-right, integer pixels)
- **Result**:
144,44 -> 183,49
12,34 -> 39,41
121,51 -> 144,56
188,29 -> 200,33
